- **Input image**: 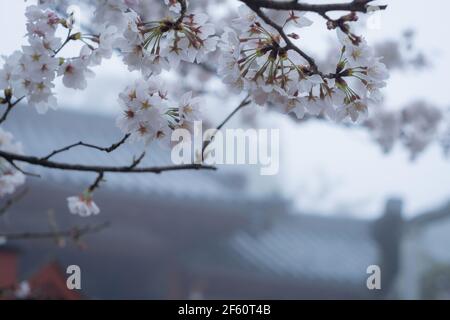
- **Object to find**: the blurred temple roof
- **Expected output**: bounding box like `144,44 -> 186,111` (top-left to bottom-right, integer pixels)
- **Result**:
182,213 -> 380,298
228,215 -> 377,284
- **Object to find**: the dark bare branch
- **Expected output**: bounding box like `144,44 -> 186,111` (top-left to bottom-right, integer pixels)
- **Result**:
241,0 -> 387,73
0,97 -> 25,125
202,95 -> 251,158
240,0 -> 387,15
5,158 -> 41,178
0,221 -> 111,241
244,3 -> 319,72
0,149 -> 216,174
41,133 -> 131,161
88,172 -> 105,193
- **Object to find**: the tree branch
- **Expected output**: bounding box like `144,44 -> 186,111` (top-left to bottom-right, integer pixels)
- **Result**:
240,0 -> 387,15
0,221 -> 110,241
175,0 -> 188,25
5,158 -> 40,178
87,172 -> 104,192
41,133 -> 131,161
244,3 -> 319,72
241,0 -> 387,73
0,97 -> 25,125
0,150 -> 216,174
202,95 -> 251,158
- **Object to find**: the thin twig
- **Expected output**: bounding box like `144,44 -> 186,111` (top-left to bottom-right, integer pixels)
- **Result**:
175,0 -> 188,25
0,221 -> 111,241
41,133 -> 131,161
240,0 -> 387,15
0,97 -> 25,125
0,188 -> 28,216
88,172 -> 104,193
5,158 -> 41,178
241,0 -> 387,74
245,3 -> 319,72
202,95 -> 251,158
52,29 -> 72,57
128,151 -> 146,170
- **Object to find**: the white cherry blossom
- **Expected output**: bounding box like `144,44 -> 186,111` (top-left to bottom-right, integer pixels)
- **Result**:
0,129 -> 26,197
116,79 -> 202,147
178,91 -> 202,123
67,193 -> 101,217
58,46 -> 94,90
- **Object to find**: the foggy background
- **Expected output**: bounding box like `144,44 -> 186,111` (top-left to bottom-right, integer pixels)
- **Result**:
1,0 -> 450,300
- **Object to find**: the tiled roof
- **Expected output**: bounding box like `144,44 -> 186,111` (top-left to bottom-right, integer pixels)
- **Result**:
186,214 -> 378,289
228,214 -> 378,285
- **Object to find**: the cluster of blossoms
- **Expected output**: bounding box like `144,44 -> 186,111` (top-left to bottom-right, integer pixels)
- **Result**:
0,5 -> 62,113
67,191 -> 100,217
116,78 -> 201,146
113,1 -> 218,76
218,6 -> 389,123
0,128 -> 26,197
0,0 -> 212,216
0,2 -> 119,113
366,102 -> 443,159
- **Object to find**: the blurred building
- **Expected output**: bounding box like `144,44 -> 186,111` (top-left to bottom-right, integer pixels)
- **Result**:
396,203 -> 450,299
0,249 -> 81,299
1,108 -> 447,299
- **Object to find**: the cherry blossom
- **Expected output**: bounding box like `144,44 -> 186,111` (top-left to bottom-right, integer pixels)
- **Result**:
2,0 -> 429,222
94,0 -> 140,28
115,2 -> 218,76
58,46 -> 95,90
0,129 -> 26,197
366,102 -> 443,159
15,282 -> 31,299
67,192 -> 101,217
165,0 -> 185,14
178,91 -> 202,123
0,52 -> 22,90
116,78 -> 202,147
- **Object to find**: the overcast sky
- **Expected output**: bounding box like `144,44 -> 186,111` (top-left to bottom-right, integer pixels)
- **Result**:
1,0 -> 449,219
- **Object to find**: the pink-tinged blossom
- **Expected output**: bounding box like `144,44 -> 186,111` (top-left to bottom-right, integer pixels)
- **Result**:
366,102 -> 443,159
116,79 -> 202,147
67,192 -> 100,217
58,46 -> 95,90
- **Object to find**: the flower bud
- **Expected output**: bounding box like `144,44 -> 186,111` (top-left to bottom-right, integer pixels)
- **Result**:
70,32 -> 82,40
4,88 -> 12,101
